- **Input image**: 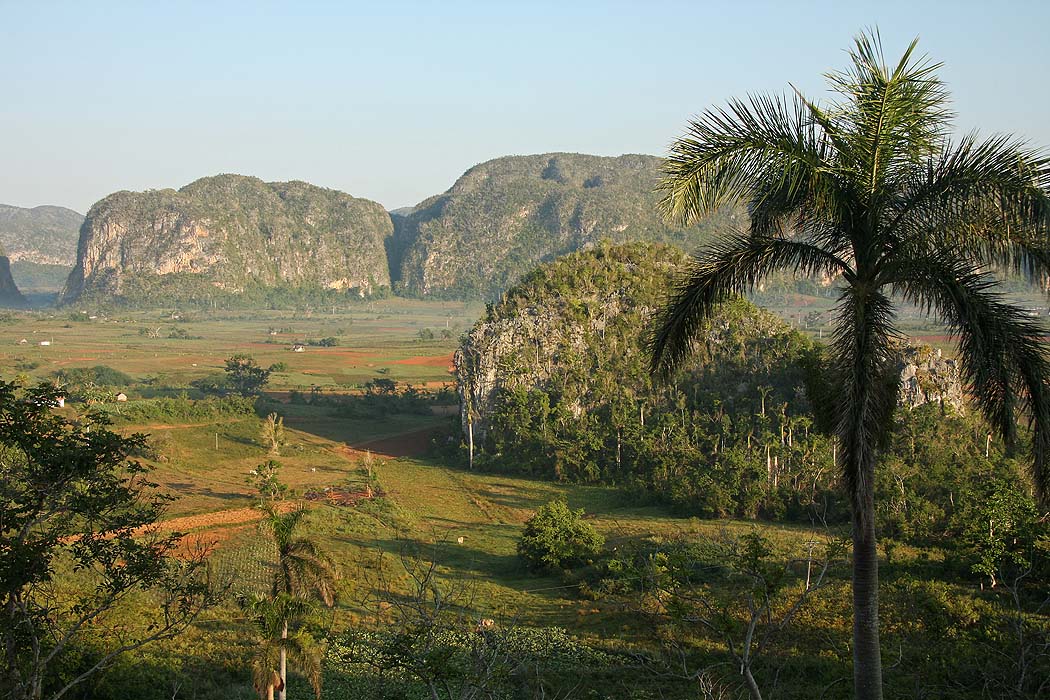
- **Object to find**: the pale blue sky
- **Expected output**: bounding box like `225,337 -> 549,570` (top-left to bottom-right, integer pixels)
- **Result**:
2,0 -> 1048,213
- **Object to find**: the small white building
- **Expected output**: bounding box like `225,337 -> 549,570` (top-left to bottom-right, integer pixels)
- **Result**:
39,340 -> 51,347
115,392 -> 128,402
292,344 -> 306,353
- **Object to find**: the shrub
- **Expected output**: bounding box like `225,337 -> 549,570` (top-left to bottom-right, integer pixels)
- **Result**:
517,500 -> 604,573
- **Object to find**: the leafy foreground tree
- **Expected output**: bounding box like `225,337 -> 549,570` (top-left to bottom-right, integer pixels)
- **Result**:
650,32 -> 1050,700
257,504 -> 338,700
0,381 -> 219,700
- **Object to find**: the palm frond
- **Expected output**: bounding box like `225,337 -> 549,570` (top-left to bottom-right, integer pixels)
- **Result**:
659,92 -> 838,226
648,234 -> 850,378
825,30 -> 952,192
887,133 -> 1050,283
887,251 -> 1050,502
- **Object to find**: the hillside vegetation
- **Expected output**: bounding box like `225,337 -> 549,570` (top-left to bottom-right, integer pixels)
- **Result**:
392,153 -> 737,299
0,204 -> 83,265
456,241 -> 828,516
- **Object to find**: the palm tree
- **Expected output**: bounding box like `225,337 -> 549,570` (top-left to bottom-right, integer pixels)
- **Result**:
259,505 -> 338,700
241,594 -> 324,700
649,31 -> 1050,700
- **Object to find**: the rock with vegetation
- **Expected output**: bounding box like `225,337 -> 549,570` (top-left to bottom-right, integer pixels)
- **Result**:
456,242 -> 810,442
455,242 -> 825,515
0,204 -> 83,265
0,204 -> 84,295
896,345 -> 964,412
0,243 -> 27,308
59,175 -> 393,305
392,153 -> 737,299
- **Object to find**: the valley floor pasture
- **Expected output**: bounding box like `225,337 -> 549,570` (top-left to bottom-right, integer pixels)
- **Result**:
1,296 -> 1047,699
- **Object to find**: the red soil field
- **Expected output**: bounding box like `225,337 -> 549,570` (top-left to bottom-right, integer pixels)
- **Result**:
391,352 -> 455,369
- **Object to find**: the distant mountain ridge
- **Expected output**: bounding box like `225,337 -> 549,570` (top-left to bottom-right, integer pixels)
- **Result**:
391,153 -> 737,299
56,154 -> 740,306
60,175 -> 394,305
0,204 -> 83,265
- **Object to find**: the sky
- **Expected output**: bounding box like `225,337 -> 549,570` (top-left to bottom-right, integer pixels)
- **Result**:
2,0 -> 1049,214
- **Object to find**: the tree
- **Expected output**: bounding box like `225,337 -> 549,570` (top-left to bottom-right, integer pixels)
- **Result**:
247,460 -> 289,503
517,500 -> 605,573
0,381 -> 219,700
258,504 -> 338,700
225,354 -> 271,396
649,32 -> 1050,700
261,412 -> 286,455
241,593 -> 324,700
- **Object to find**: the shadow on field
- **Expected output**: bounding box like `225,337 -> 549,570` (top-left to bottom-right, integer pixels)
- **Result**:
166,482 -> 244,501
335,532 -> 522,580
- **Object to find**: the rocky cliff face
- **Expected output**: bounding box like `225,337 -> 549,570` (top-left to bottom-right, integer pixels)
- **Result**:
60,175 -> 393,304
0,244 -> 27,308
0,204 -> 83,265
897,345 -> 965,412
394,153 -> 736,299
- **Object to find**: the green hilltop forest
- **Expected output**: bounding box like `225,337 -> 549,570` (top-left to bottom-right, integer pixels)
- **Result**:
59,175 -> 394,307
456,242 -> 827,514
391,153 -> 738,299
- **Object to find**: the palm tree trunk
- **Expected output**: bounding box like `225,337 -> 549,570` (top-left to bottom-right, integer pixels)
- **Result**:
839,287 -> 891,700
279,619 -> 287,700
852,488 -> 883,700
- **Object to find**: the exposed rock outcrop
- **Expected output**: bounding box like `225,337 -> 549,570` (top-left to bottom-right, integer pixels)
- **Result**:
60,175 -> 393,304
897,345 -> 965,412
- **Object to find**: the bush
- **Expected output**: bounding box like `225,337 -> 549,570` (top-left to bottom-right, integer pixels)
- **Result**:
517,500 -> 604,573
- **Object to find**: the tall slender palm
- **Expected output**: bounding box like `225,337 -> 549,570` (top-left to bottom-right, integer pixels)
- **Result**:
241,594 -> 324,700
262,505 -> 338,604
649,31 -> 1050,700
260,505 -> 338,700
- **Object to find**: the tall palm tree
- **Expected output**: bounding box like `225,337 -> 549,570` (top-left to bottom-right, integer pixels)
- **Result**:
241,594 -> 324,700
649,31 -> 1050,700
262,505 -> 338,604
260,505 -> 338,700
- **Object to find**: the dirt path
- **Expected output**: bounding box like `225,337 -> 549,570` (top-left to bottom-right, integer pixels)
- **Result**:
154,499 -> 299,533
